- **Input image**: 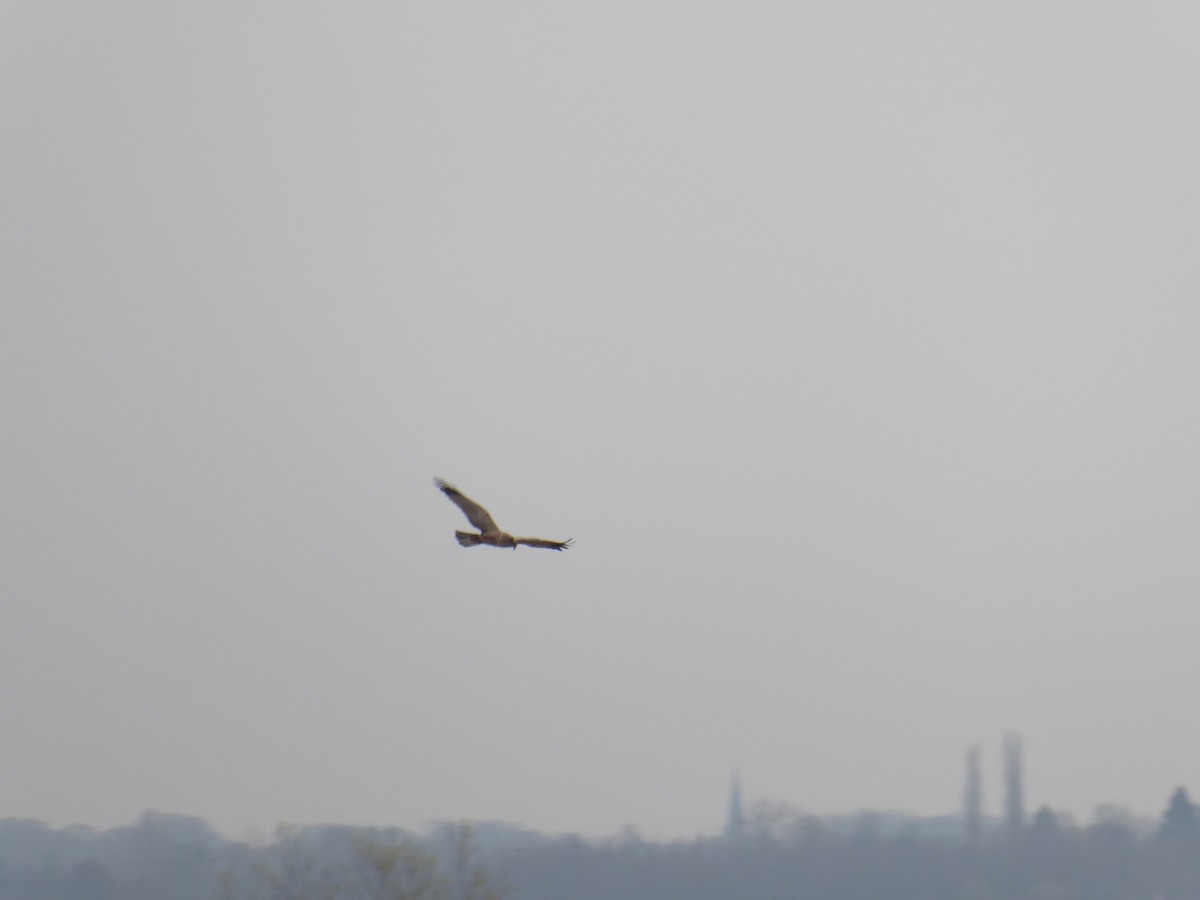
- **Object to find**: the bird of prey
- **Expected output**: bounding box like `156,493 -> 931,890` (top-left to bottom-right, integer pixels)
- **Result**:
434,478 -> 574,551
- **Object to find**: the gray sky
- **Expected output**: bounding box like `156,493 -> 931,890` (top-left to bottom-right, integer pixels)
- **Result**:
3,2 -> 1200,840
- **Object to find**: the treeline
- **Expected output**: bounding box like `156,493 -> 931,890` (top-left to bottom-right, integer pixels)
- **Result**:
0,789 -> 1197,900
499,793 -> 1200,900
0,816 -> 501,900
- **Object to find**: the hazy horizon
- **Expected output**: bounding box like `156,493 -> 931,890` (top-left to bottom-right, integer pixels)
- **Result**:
4,3 -> 1199,842
0,757 -> 1179,843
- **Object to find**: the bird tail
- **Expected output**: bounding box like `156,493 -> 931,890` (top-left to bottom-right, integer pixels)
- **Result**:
454,531 -> 483,548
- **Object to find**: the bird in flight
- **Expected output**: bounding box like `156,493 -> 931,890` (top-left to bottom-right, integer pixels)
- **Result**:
434,478 -> 574,551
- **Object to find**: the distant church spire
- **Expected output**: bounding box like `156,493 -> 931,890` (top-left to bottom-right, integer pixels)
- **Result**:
963,743 -> 983,847
725,771 -> 746,840
1003,732 -> 1025,839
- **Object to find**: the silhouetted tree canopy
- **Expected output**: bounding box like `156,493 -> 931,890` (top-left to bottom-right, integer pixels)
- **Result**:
1,792 -> 1199,900
1159,786 -> 1200,840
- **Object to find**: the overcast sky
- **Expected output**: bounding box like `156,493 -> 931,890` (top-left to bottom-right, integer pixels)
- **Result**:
3,2 -> 1200,840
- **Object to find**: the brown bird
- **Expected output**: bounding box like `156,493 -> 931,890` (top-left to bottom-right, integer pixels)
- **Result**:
434,478 -> 573,551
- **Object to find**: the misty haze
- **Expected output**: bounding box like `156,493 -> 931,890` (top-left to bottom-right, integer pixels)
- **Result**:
3,2 -> 1199,899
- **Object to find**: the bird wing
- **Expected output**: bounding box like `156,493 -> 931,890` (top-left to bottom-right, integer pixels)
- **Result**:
514,536 -> 574,551
435,478 -> 501,533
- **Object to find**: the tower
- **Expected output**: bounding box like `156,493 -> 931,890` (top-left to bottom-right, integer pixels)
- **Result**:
963,743 -> 983,846
1002,732 -> 1024,838
724,772 -> 746,841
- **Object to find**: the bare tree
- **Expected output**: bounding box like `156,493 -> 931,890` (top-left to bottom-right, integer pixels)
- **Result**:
350,823 -> 505,900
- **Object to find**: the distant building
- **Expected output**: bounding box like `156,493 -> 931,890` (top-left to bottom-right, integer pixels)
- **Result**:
963,743 -> 983,846
725,772 -> 746,841
1003,732 -> 1025,839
